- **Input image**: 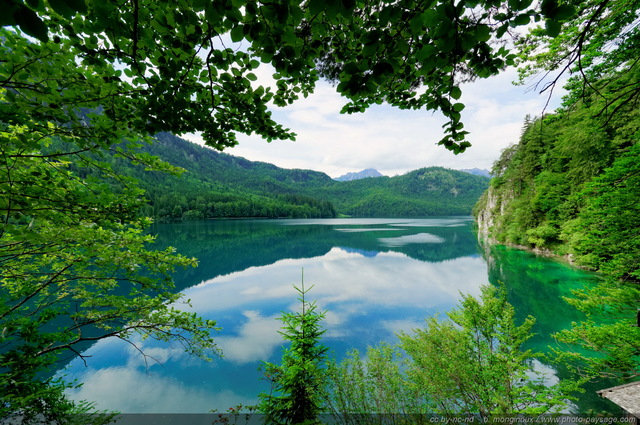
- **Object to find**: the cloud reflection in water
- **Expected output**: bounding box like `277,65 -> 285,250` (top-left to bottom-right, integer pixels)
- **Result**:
377,233 -> 446,247
66,365 -> 253,413
62,223 -> 489,413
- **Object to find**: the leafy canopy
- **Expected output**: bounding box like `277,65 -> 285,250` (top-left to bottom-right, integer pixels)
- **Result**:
516,0 -> 640,114
1,0 -> 608,153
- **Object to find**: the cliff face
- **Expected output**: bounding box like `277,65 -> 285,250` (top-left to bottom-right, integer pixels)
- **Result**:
474,185 -> 576,263
474,184 -> 513,240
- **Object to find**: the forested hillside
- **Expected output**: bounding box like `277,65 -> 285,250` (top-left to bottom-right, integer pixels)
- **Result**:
320,167 -> 489,217
475,67 -> 640,280
115,132 -> 489,220
474,66 -> 640,381
120,132 -> 338,219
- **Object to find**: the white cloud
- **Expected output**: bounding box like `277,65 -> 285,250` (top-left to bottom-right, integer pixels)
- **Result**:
378,233 -> 446,247
180,66 -> 567,178
380,318 -> 427,336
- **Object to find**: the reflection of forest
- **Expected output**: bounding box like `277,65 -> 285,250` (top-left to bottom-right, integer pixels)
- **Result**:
481,242 -> 619,413
151,219 -> 481,291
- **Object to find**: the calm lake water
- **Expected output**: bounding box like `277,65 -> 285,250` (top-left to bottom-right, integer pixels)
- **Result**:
60,218 -> 614,413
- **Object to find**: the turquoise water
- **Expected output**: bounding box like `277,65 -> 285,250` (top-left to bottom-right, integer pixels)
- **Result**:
59,218 -> 610,413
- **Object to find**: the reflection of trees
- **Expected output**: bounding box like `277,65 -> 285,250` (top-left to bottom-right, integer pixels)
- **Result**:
151,221 -> 336,290
151,220 -> 481,291
149,219 -> 487,366
390,225 -> 479,263
480,242 -> 618,413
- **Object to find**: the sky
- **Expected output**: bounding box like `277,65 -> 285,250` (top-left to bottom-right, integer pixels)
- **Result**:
185,65 -> 564,179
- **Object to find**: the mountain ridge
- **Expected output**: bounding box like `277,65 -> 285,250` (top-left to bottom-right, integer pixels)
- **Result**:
113,133 -> 490,220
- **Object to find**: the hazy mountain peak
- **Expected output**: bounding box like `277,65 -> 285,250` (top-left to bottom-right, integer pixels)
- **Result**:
459,168 -> 491,178
334,168 -> 384,181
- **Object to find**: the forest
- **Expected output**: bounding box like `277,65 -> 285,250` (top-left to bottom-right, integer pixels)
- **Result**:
474,67 -> 640,281
104,131 -> 489,220
474,65 -> 640,379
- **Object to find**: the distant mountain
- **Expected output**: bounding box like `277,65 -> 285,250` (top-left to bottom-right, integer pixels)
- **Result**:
104,133 -> 489,220
459,168 -> 491,178
334,168 -> 384,181
323,167 -> 491,217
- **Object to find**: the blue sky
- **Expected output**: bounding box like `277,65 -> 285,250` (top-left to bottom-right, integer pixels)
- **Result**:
186,65 -> 564,179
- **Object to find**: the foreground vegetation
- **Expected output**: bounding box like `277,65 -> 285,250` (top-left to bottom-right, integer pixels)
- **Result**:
254,283 -> 576,425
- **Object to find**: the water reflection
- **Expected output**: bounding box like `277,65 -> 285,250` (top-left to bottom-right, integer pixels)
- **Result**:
148,217 -> 480,290
378,233 -> 446,246
481,242 -> 616,413
59,218 -> 611,413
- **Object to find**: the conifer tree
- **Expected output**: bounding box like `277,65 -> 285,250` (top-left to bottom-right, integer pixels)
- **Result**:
259,273 -> 328,425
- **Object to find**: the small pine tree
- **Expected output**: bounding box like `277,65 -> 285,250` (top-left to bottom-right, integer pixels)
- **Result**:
259,271 -> 328,425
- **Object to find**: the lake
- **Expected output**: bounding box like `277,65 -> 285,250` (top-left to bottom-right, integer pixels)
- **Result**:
60,217 -> 613,414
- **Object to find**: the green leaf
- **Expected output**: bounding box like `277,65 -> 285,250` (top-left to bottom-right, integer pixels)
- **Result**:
378,5 -> 392,25
496,23 -> 509,38
545,19 -> 562,37
512,13 -> 530,26
450,86 -> 462,100
308,0 -> 325,16
416,44 -> 436,62
0,1 -> 19,26
436,35 -> 455,53
341,0 -> 355,13
230,24 -> 243,42
372,61 -> 394,79
63,0 -> 87,14
192,0 -> 208,11
410,14 -> 423,33
205,3 -> 222,25
343,61 -> 360,75
324,0 -> 341,21
395,38 -> 410,55
48,0 -> 75,18
550,4 -> 576,21
474,24 -> 491,42
14,6 -> 48,41
363,42 -> 378,58
452,102 -> 465,112
362,29 -> 382,45
540,0 -> 557,16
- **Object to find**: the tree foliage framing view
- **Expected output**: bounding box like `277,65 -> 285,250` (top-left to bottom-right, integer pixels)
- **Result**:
1,0 -> 638,421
